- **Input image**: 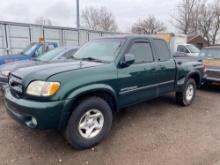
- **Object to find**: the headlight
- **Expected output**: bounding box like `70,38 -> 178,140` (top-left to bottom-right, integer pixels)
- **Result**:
1,70 -> 10,77
26,81 -> 60,96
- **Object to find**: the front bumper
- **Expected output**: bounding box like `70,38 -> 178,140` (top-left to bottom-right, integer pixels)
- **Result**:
203,74 -> 220,83
0,76 -> 8,93
205,77 -> 220,83
4,88 -> 73,129
204,69 -> 220,83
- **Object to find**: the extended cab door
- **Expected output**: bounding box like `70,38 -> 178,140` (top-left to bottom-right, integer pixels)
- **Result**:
152,39 -> 176,95
117,39 -> 158,107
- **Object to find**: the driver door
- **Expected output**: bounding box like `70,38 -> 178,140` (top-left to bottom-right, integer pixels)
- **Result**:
117,40 -> 158,107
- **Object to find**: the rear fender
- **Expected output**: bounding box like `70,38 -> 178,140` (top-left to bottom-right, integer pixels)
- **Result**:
176,71 -> 201,92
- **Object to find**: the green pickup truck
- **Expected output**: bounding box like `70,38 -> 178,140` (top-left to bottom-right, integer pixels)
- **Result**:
4,35 -> 204,149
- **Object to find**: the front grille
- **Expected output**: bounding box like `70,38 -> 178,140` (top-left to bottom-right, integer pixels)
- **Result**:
206,70 -> 220,79
9,74 -> 23,98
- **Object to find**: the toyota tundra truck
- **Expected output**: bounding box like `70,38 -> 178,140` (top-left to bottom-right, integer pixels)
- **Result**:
4,35 -> 204,149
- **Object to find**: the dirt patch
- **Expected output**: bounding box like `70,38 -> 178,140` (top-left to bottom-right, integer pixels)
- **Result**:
1,86 -> 220,165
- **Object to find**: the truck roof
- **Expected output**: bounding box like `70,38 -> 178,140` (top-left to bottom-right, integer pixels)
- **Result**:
203,46 -> 220,49
99,34 -> 162,40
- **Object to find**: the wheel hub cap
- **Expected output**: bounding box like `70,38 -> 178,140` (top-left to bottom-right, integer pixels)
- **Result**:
186,84 -> 194,101
78,109 -> 104,139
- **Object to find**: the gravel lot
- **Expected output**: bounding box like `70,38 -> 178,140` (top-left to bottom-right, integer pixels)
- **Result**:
0,85 -> 220,165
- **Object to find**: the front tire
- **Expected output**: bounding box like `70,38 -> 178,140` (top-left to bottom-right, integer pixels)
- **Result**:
176,78 -> 196,106
65,97 -> 113,150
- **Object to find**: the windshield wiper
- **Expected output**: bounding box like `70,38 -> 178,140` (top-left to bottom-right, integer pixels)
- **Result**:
81,57 -> 105,63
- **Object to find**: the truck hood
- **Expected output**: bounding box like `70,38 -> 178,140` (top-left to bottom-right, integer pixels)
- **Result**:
0,54 -> 28,65
0,60 -> 36,72
13,60 -> 104,81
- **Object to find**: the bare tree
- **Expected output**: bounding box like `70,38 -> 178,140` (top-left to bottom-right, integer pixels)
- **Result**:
197,2 -> 213,44
190,0 -> 204,35
210,0 -> 220,44
131,16 -> 167,34
198,0 -> 220,44
35,17 -> 52,26
81,7 -> 100,31
81,7 -> 118,32
98,7 -> 118,32
173,0 -> 197,34
173,0 -> 220,44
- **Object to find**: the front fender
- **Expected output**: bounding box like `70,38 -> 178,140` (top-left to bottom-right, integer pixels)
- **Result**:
66,83 -> 118,105
58,84 -> 118,129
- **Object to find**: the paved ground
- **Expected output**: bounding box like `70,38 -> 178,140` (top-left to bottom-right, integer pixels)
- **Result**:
1,85 -> 220,165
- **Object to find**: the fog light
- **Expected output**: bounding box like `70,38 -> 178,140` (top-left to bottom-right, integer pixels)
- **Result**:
25,117 -> 38,128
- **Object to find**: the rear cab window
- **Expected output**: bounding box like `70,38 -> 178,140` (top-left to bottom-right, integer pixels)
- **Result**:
153,39 -> 171,61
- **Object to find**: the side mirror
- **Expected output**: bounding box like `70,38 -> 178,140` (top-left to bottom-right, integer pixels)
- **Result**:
120,53 -> 135,67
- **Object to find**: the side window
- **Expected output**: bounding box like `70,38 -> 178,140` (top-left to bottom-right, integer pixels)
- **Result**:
153,39 -> 171,61
177,45 -> 184,52
184,47 -> 190,53
62,49 -> 77,59
177,45 -> 189,53
47,44 -> 55,51
128,42 -> 154,63
35,46 -> 43,57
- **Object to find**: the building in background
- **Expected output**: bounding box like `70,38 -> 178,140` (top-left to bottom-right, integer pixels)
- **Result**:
187,35 -> 209,49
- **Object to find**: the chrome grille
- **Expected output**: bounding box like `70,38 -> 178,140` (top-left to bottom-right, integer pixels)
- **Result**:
9,74 -> 23,98
206,70 -> 220,79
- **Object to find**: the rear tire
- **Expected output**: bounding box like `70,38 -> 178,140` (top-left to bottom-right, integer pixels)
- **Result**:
65,97 -> 113,150
176,78 -> 196,106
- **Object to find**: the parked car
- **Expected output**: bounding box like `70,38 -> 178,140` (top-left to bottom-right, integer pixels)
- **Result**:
4,35 -> 204,149
0,42 -> 58,65
199,46 -> 220,84
177,44 -> 200,57
0,47 -> 78,85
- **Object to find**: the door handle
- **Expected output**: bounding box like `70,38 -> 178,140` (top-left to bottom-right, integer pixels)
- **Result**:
144,68 -> 156,71
161,66 -> 166,70
177,61 -> 182,65
145,67 -> 156,71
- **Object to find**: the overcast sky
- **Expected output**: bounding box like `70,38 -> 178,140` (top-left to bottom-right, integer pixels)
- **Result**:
0,0 -> 179,32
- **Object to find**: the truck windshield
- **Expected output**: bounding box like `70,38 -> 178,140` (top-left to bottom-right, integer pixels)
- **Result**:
21,43 -> 38,55
199,48 -> 220,59
73,39 -> 125,62
186,45 -> 200,53
36,48 -> 65,61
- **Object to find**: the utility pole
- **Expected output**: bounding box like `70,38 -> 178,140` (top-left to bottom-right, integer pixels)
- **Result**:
76,0 -> 80,45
